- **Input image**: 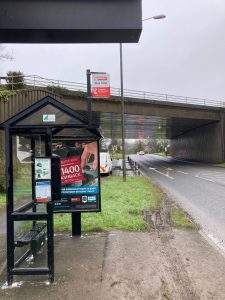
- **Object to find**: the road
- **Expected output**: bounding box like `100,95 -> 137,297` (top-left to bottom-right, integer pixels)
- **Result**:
130,154 -> 225,252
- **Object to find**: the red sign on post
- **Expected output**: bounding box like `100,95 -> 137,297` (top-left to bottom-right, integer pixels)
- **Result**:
91,73 -> 110,98
60,156 -> 84,185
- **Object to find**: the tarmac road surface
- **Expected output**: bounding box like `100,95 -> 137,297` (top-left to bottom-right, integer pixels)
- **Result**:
130,154 -> 225,252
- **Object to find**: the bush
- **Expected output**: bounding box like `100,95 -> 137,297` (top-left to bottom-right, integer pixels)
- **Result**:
46,85 -> 69,95
73,91 -> 87,98
0,89 -> 17,102
6,71 -> 25,90
0,156 -> 6,193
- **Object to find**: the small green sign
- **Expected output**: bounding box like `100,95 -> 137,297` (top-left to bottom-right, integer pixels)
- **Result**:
43,114 -> 56,122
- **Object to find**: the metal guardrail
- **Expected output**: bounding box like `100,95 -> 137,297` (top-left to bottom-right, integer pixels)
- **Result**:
1,74 -> 225,108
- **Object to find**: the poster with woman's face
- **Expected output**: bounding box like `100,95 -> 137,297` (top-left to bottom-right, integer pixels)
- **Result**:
52,140 -> 100,212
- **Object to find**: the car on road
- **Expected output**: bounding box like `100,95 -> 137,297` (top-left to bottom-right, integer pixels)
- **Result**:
100,152 -> 113,175
138,151 -> 145,155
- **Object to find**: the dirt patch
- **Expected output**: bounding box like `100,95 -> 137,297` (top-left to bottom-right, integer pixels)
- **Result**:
144,191 -> 197,231
143,193 -> 170,230
141,194 -> 201,299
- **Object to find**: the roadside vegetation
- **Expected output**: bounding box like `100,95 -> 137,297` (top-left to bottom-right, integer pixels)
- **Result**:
0,168 -> 196,231
54,176 -> 162,232
170,207 -> 196,229
0,88 -> 17,102
111,153 -> 128,159
13,175 -> 32,201
54,176 -> 195,232
215,163 -> 225,168
0,194 -> 5,208
153,152 -> 165,157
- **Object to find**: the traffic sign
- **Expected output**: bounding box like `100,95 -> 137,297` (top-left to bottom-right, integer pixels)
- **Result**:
91,73 -> 110,98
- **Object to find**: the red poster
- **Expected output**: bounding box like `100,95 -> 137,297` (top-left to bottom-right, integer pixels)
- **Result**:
138,131 -> 145,139
92,87 -> 111,98
60,156 -> 84,185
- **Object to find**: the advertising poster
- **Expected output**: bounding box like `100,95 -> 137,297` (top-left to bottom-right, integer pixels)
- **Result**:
53,140 -> 100,212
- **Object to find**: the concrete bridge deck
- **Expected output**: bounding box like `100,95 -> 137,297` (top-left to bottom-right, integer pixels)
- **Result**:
0,75 -> 225,162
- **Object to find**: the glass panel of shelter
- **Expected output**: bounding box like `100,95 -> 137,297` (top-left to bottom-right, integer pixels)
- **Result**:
12,133 -> 49,270
13,134 -> 46,210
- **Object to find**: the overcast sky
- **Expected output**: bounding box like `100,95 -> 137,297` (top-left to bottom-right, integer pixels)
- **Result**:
1,0 -> 225,101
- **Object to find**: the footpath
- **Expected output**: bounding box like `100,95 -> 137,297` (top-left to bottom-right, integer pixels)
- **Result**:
1,161 -> 225,299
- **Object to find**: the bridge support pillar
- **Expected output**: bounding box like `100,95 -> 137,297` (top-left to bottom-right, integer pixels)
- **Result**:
171,115 -> 225,163
221,112 -> 225,162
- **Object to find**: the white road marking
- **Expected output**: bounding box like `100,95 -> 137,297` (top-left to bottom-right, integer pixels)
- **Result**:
195,171 -> 225,186
149,167 -> 174,180
195,175 -> 216,184
177,171 -> 189,175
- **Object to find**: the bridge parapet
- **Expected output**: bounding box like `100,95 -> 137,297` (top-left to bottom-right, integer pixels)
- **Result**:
1,74 -> 225,108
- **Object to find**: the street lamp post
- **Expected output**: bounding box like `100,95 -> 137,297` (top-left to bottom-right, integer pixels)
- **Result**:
120,42 -> 126,182
120,14 -> 166,182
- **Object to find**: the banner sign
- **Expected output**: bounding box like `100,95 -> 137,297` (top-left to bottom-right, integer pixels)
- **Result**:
53,140 -> 100,212
91,73 -> 110,98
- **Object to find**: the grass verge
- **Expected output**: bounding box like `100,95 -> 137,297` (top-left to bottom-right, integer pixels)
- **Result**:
0,175 -> 31,208
153,152 -> 165,157
215,163 -> 225,168
170,207 -> 196,229
0,193 -> 5,208
54,176 -> 162,232
0,175 -> 196,231
111,153 -> 128,159
13,176 -> 32,201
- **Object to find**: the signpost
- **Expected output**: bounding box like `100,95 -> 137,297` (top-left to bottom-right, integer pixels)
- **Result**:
91,73 -> 110,98
87,70 -> 111,126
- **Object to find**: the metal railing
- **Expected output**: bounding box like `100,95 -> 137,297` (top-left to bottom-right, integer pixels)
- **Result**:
1,74 -> 225,108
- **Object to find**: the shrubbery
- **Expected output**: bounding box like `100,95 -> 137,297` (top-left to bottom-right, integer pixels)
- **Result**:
46,85 -> 69,95
5,71 -> 25,90
0,88 -> 16,102
0,156 -> 6,193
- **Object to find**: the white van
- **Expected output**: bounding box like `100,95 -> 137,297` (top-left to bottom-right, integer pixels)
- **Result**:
100,152 -> 113,175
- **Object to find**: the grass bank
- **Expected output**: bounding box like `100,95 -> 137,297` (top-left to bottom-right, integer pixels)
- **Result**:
170,207 -> 196,229
215,163 -> 225,168
54,176 -> 162,232
111,153 -> 128,159
0,175 -> 31,208
0,194 -> 5,208
0,175 -> 196,231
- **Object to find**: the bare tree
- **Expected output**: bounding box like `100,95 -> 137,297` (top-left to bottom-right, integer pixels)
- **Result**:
0,45 -> 13,61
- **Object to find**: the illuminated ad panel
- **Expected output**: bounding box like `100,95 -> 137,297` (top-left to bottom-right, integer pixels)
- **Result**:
53,140 -> 100,212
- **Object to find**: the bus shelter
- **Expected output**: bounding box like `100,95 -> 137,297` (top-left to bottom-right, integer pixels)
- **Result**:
0,96 -> 102,285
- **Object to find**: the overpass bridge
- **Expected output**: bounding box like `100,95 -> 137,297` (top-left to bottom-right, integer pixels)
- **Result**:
0,75 -> 225,163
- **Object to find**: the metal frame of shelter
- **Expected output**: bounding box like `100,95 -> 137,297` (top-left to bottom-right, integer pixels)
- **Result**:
0,96 -> 102,285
